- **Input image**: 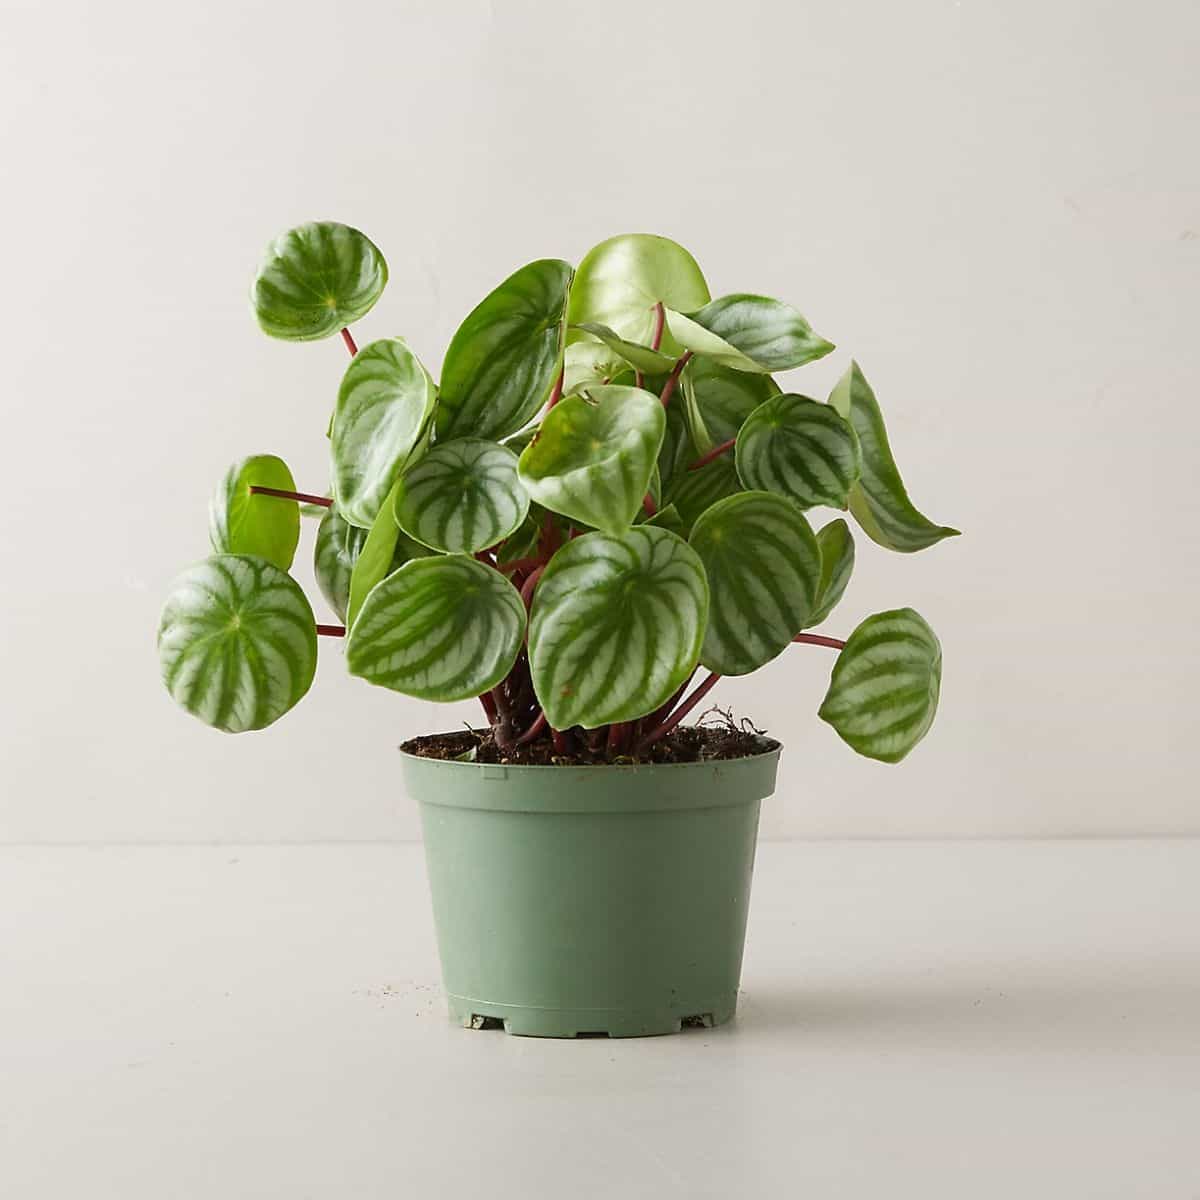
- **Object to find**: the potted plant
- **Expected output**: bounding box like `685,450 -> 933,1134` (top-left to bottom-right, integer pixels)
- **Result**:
158,224 -> 958,1037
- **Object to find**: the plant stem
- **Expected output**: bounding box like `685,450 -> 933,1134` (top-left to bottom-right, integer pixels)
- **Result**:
650,302 -> 666,351
340,327 -> 358,356
478,691 -> 498,723
606,722 -> 630,755
636,671 -> 722,752
643,668 -> 696,730
689,437 -> 736,471
642,492 -> 657,517
316,624 -> 345,637
659,351 -> 692,409
520,565 -> 545,611
248,486 -> 332,507
491,684 -> 517,748
551,727 -> 570,754
515,711 -> 546,745
497,555 -> 542,576
793,632 -> 846,650
547,366 -> 565,409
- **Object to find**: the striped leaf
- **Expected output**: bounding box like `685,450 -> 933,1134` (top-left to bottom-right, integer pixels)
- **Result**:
807,519 -> 855,628
663,453 -> 743,536
570,322 -> 675,374
345,479 -> 432,627
657,402 -> 692,492
252,222 -> 387,342
208,454 -> 300,571
666,294 -> 834,373
394,439 -> 529,554
735,393 -> 861,510
314,508 -> 367,623
686,357 -> 778,445
436,259 -> 573,442
528,527 -> 709,729
688,492 -> 820,675
517,385 -> 665,533
331,337 -> 437,528
819,608 -> 942,763
346,556 -> 525,701
568,234 -> 710,357
158,554 -> 317,733
829,361 -> 960,553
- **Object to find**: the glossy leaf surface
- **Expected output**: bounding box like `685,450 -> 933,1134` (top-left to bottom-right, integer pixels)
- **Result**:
158,554 -> 317,733
807,519 -> 855,628
570,322 -> 675,374
663,454 -> 743,535
686,357 -> 778,444
208,454 -> 301,572
528,527 -> 708,729
346,479 -> 407,628
314,508 -> 366,623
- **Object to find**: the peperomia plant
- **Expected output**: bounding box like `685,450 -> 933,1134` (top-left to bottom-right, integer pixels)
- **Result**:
158,224 -> 958,763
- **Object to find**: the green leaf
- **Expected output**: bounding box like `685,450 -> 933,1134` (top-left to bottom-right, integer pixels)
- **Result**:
663,454 -> 743,536
208,454 -> 301,571
666,294 -> 834,373
394,439 -> 529,554
657,403 -> 692,492
436,259 -> 573,443
346,556 -> 526,701
819,608 -> 942,763
314,508 -> 366,623
517,385 -> 665,533
528,527 -> 709,729
735,393 -> 861,510
828,362 -> 960,553
688,492 -> 820,676
807,519 -> 855,628
331,337 -> 437,528
346,479 -> 404,628
252,221 -> 387,341
570,322 -> 676,374
679,355 -> 715,454
158,554 -> 317,733
640,502 -> 684,535
686,357 -> 779,444
568,234 -> 710,357
562,340 -> 628,395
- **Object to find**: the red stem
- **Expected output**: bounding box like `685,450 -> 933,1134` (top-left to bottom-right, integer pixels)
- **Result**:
478,691 -> 498,723
340,327 -> 358,356
248,486 -> 332,508
689,437 -> 736,471
497,555 -> 542,576
515,712 -> 547,745
793,632 -> 846,650
659,351 -> 692,409
551,728 -> 570,754
520,566 -> 545,615
547,367 -> 565,409
642,492 -> 657,516
650,302 -> 666,352
316,624 -> 345,638
636,671 -> 722,751
643,668 -> 696,730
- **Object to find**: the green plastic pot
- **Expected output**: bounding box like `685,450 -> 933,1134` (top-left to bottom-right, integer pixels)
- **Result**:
402,740 -> 781,1038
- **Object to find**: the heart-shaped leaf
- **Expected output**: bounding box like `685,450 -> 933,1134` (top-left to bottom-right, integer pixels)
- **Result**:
828,361 -> 960,552
663,453 -> 743,535
158,554 -> 317,733
735,393 -> 861,510
252,221 -> 387,341
436,259 -> 573,443
807,519 -> 855,628
394,439 -> 529,554
517,385 -> 665,533
331,337 -> 437,529
314,508 -> 367,623
570,322 -> 676,374
688,492 -> 820,675
666,294 -> 834,373
346,556 -> 526,701
208,454 -> 301,571
528,527 -> 709,728
345,479 -> 432,627
819,608 -> 942,763
568,234 -> 710,357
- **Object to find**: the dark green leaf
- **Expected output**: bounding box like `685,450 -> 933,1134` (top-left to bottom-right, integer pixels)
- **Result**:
807,519 -> 855,628
663,454 -> 743,536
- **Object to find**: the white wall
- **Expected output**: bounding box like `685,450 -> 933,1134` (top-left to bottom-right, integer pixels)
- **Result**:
1,0 -> 1197,842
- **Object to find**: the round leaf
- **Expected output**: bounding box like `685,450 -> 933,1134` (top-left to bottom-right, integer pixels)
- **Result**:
346,556 -> 526,701
807,519 -> 856,628
158,554 -> 317,733
688,492 -> 820,676
208,454 -> 301,571
529,527 -> 709,729
252,222 -> 387,342
394,439 -> 529,554
331,337 -> 437,528
436,259 -> 573,443
736,393 -> 861,510
314,508 -> 366,623
518,385 -> 665,533
818,608 -> 943,763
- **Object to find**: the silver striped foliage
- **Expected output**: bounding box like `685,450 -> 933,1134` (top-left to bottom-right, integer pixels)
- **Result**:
686,357 -> 778,445
688,492 -> 820,676
208,454 -> 301,572
436,259 -> 573,443
666,294 -> 834,373
517,385 -> 665,534
570,322 -> 675,374
394,439 -> 529,554
528,527 -> 709,729
331,337 -> 437,529
807,519 -> 855,628
662,453 -> 743,536
158,554 -> 317,733
346,556 -> 526,702
818,607 -> 942,763
252,222 -> 387,342
829,361 -> 960,553
314,508 -> 367,623
735,393 -> 861,510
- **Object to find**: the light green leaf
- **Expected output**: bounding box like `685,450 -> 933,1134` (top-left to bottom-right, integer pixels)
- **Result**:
570,322 -> 675,374
666,294 -> 834,373
346,478 -> 427,628
679,355 -> 714,455
829,362 -> 960,552
819,608 -> 942,763
517,385 -> 665,534
735,393 -> 861,510
562,340 -> 628,395
158,554 -> 317,733
663,454 -> 743,536
394,439 -> 529,554
314,508 -> 366,623
346,556 -> 525,701
331,337 -> 437,529
436,259 -> 573,442
640,502 -> 684,535
807,519 -> 855,628
252,221 -> 387,342
528,527 -> 709,729
568,234 -> 710,357
688,492 -> 820,676
208,454 -> 301,571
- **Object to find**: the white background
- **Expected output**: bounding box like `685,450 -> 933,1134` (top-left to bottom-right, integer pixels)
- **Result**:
2,0 -> 1198,843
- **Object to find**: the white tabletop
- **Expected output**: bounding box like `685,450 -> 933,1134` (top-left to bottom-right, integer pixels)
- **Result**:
3,840 -> 1197,1198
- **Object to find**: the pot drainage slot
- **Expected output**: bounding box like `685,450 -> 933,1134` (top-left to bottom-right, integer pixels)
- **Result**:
575,1030 -> 610,1039
682,1013 -> 715,1029
469,1015 -> 506,1031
